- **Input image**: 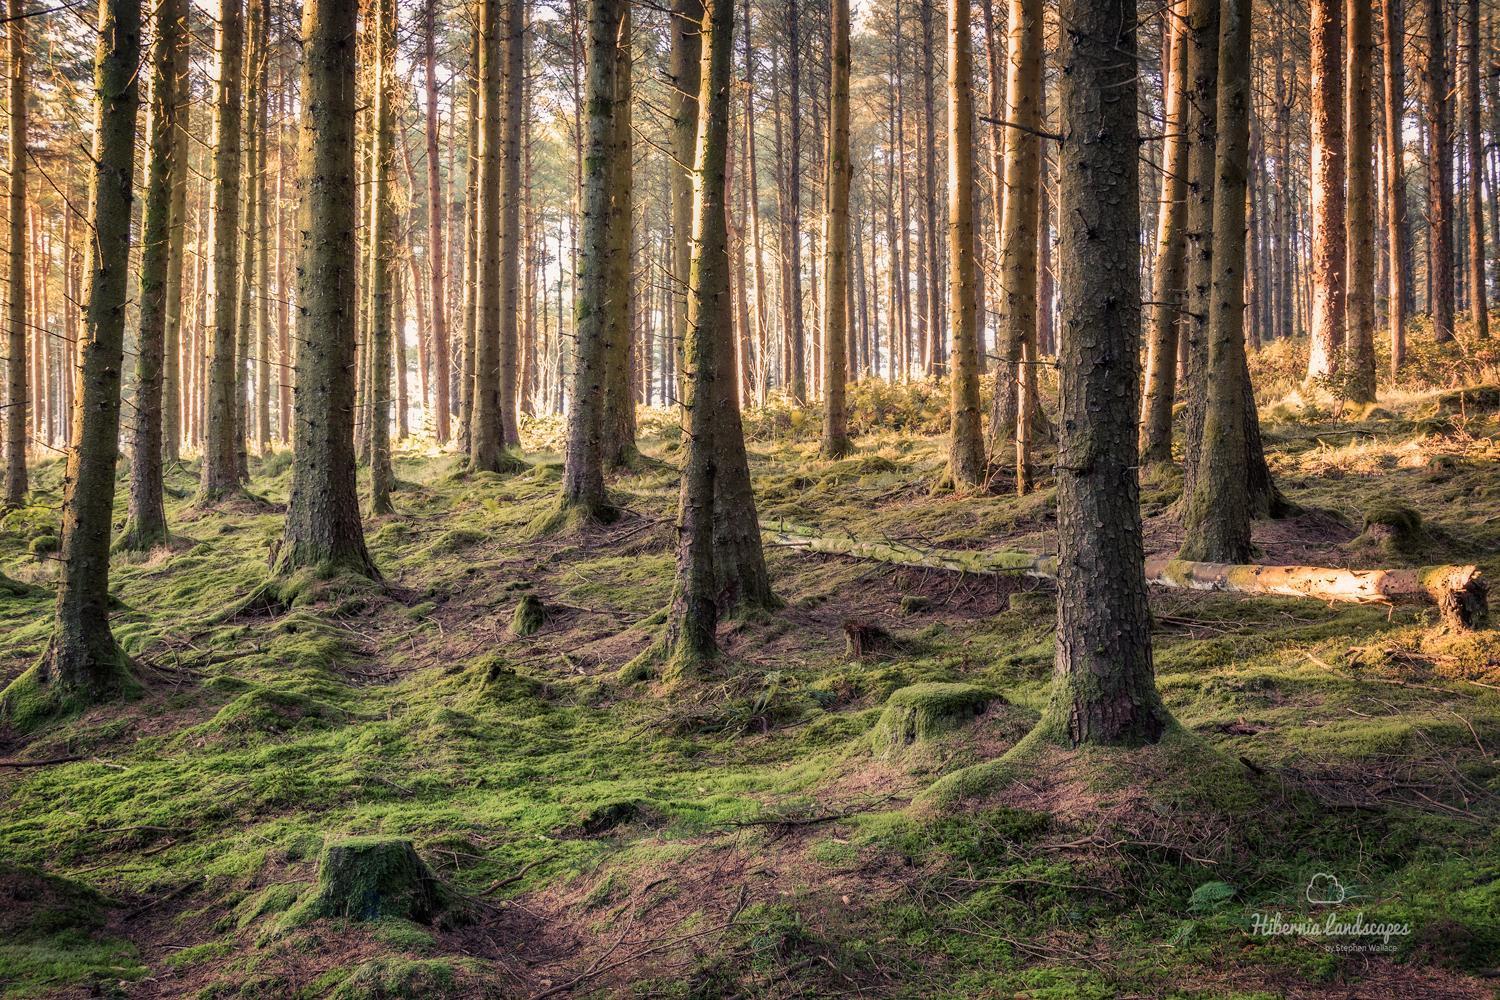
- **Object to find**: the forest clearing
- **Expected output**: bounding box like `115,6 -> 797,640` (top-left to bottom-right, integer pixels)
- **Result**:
2,0 -> 1500,991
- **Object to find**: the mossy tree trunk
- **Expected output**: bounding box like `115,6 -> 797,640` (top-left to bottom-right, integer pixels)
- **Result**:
1304,0 -> 1346,385
669,0 -> 702,399
199,0 -> 244,501
820,0 -> 852,460
602,7 -> 637,468
3,0 -> 25,509
1179,0 -> 1252,564
559,0 -> 622,522
21,0 -> 143,707
121,0 -> 188,551
277,0 -> 377,580
945,0 -> 985,489
498,0 -> 525,449
367,0 -> 395,515
1139,10 -> 1188,466
1041,0 -> 1169,748
1344,0 -> 1377,401
984,0 -> 1045,471
668,0 -> 734,679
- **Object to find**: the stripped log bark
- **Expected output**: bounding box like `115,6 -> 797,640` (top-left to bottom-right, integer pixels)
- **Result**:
764,524 -> 1488,630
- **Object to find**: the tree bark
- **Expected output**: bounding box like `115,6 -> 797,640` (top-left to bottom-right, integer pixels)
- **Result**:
821,0 -> 852,458
368,0 -> 395,514
1305,0 -> 1346,385
1178,0 -> 1217,503
424,0 -> 451,442
1043,0 -> 1168,747
1465,0 -> 1489,338
946,0 -> 984,488
670,0 -> 703,399
1427,0 -> 1456,341
1345,0 -> 1378,402
276,0 -> 377,580
16,0 -> 143,709
603,8 -> 637,467
121,0 -> 188,551
3,0 -> 26,508
198,0 -> 244,500
1140,6 -> 1189,466
498,0 -> 525,448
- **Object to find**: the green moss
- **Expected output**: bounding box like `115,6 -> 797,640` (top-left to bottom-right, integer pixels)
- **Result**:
509,594 -> 546,636
325,957 -> 487,1000
871,683 -> 996,757
233,883 -> 300,930
280,837 -> 463,930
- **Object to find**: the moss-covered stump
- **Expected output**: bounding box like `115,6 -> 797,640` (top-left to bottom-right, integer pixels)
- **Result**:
1433,384 -> 1500,415
1355,504 -> 1424,555
872,683 -> 997,757
510,594 -> 547,636
287,838 -> 458,926
843,620 -> 897,660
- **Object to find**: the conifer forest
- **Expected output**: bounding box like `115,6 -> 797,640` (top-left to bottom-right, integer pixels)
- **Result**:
5,0 -> 1500,992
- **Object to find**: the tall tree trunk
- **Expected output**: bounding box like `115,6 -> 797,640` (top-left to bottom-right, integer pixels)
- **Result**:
3,0 -> 26,508
1039,0 -> 1168,748
424,0 -> 451,442
277,0 -> 377,579
1383,0 -> 1408,371
1178,0 -> 1218,504
253,8 -> 270,454
3,0 -> 143,716
234,0 -> 261,480
1465,0 -> 1489,338
368,0 -> 395,514
984,0 -> 1045,473
743,0 -> 768,404
121,0 -> 188,550
821,0 -> 852,457
199,0 -> 244,499
1427,0 -> 1456,341
163,35 -> 190,462
1345,0 -> 1378,401
498,0 -> 525,448
785,0 -> 807,400
1305,0 -> 1347,384
603,8 -> 638,466
946,0 -> 983,487
458,31 -> 478,452
670,0 -> 703,398
1179,0 -> 1253,563
919,0 -> 943,375
666,0 -> 734,680
559,0 -> 623,522
1140,6 -> 1189,466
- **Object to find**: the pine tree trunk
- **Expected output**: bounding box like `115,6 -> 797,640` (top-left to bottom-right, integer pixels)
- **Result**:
559,0 -> 622,521
784,0 -> 807,401
3,0 -> 26,508
458,33 -> 478,453
668,0 -> 734,680
821,0 -> 852,458
1465,0 -> 1489,338
18,0 -> 143,708
1345,0 -> 1378,401
1041,0 -> 1168,748
1305,0 -> 1347,384
424,0 -> 451,442
1140,11 -> 1189,466
277,0 -> 377,579
1383,0 -> 1408,371
1178,0 -> 1218,504
919,0 -> 943,375
1179,0 -> 1253,563
603,8 -> 637,467
162,26 -> 190,462
121,0 -> 187,551
368,0 -> 395,515
253,6 -> 271,454
498,0 -> 524,448
199,0 -> 244,499
670,0 -> 703,400
1427,0 -> 1456,341
234,0 -> 261,480
743,0 -> 768,405
946,0 -> 984,488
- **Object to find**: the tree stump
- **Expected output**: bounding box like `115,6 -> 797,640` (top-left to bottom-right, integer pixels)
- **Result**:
294,837 -> 453,924
843,620 -> 896,660
510,595 -> 547,637
1356,504 -> 1424,555
871,683 -> 997,757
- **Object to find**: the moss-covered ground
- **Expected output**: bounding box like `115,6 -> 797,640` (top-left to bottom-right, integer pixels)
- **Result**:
1,380 -> 1498,998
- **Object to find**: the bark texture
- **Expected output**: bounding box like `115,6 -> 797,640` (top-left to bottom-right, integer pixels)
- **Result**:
3,0 -> 25,508
1043,0 -> 1168,747
821,0 -> 852,459
946,0 -> 984,488
1305,0 -> 1346,384
1344,0 -> 1377,401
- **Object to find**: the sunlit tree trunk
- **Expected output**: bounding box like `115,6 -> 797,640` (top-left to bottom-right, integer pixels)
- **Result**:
121,0 -> 188,550
603,8 -> 638,466
425,0 -> 451,442
1426,0 -> 1455,341
4,0 -> 143,714
670,0 -> 703,397
1305,0 -> 1346,384
821,0 -> 852,458
199,0 -> 244,500
278,0 -> 377,579
1345,0 -> 1377,401
498,0 -> 525,448
1383,0 -> 1408,371
1464,0 -> 1488,339
946,0 -> 984,488
1178,0 -> 1217,503
368,0 -> 395,514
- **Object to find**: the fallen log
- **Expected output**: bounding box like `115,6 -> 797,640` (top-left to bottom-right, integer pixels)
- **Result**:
764,523 -> 1488,630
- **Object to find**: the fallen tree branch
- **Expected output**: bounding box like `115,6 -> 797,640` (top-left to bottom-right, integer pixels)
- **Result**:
766,523 -> 1488,630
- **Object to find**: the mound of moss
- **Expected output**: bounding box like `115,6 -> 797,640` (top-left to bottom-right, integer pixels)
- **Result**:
871,682 -> 997,757
1354,504 -> 1425,555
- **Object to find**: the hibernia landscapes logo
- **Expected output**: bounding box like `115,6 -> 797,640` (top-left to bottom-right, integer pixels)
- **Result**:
1247,874 -> 1412,954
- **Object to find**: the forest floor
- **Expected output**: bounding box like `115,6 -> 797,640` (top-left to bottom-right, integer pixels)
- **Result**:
2,380 -> 1500,999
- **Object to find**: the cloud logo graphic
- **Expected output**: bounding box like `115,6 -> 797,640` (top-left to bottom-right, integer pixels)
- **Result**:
1306,873 -> 1346,906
